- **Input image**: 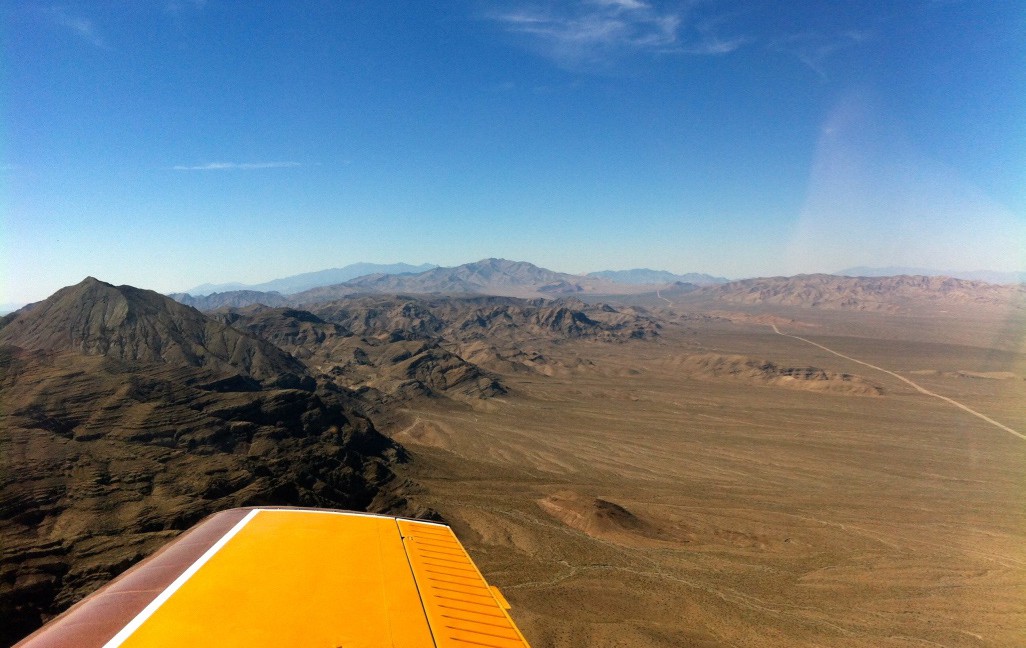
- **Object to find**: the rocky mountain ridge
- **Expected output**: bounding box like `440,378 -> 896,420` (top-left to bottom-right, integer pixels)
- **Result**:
1,278 -> 307,388
297,258 -> 626,301
215,295 -> 660,404
168,262 -> 1026,314
687,274 -> 1026,311
836,266 -> 1026,285
0,280 -> 414,645
169,259 -> 657,310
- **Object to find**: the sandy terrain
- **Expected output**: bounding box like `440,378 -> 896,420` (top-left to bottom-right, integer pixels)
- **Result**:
384,307 -> 1026,647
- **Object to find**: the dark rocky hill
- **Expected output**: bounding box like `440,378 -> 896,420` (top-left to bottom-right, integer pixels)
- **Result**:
309,295 -> 659,387
0,280 -> 413,645
1,278 -> 306,387
309,295 -> 661,344
215,305 -> 504,404
216,306 -> 353,355
214,295 -> 659,404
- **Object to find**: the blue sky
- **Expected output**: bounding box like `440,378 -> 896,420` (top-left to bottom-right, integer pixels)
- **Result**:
2,0 -> 1024,304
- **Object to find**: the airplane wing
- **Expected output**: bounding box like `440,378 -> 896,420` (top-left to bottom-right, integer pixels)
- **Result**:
14,507 -> 532,647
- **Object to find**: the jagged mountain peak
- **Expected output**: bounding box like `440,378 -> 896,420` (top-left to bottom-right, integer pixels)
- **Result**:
0,277 -> 309,386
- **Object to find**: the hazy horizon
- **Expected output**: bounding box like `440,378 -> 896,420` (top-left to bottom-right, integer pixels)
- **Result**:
5,257 -> 1026,314
4,1 -> 1024,304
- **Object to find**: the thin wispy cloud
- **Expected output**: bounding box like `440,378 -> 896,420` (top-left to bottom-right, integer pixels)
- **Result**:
166,0 -> 206,12
772,30 -> 871,79
676,10 -> 747,56
164,0 -> 206,19
172,162 -> 303,171
48,7 -> 108,49
677,35 -> 746,55
493,1 -> 743,69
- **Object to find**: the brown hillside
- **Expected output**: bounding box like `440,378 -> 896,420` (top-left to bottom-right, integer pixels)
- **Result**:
0,281 -> 410,645
1,278 -> 308,388
217,306 -> 505,403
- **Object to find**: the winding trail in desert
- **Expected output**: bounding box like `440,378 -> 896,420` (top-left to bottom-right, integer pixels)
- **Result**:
771,324 -> 1025,441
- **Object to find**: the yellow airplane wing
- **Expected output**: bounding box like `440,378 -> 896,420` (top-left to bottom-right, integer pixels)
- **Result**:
14,508 -> 532,648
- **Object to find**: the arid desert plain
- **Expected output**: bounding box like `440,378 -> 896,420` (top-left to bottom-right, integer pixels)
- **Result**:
384,302 -> 1026,647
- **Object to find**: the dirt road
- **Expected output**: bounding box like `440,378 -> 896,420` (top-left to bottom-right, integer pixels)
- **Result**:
770,324 -> 1025,440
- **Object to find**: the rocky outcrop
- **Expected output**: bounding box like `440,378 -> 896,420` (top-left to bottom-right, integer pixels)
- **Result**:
677,353 -> 883,395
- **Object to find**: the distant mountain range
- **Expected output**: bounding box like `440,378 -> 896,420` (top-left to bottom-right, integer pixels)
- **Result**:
687,274 -> 1026,311
184,262 -> 438,295
587,269 -> 728,285
178,261 -> 726,303
172,289 -> 291,310
835,266 -> 1026,285
165,259 -> 1026,313
172,259 -> 657,310
300,258 -> 627,300
8,263 -> 1023,317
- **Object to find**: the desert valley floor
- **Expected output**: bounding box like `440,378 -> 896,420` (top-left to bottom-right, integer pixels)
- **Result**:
384,306 -> 1026,647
